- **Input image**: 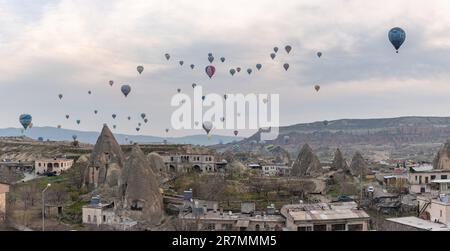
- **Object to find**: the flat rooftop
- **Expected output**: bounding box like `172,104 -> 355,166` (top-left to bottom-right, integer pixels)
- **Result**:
386,217 -> 450,231
281,202 -> 370,222
181,212 -> 285,223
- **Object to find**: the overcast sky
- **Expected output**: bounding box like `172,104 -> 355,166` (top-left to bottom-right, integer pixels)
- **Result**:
1,0 -> 450,137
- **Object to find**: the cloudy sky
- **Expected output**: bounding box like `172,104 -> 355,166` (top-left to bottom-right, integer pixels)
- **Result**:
1,0 -> 450,137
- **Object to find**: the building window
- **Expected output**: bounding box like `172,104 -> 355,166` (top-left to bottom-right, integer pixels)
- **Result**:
207,223 -> 216,231
103,215 -> 106,223
313,224 -> 327,231
348,224 -> 363,231
255,224 -> 260,231
431,175 -> 436,180
441,210 -> 443,217
425,177 -> 429,184
93,215 -> 97,223
88,215 -> 91,222
331,224 -> 346,231
298,226 -> 312,231
419,176 -> 422,185
38,163 -> 41,167
441,175 -> 448,180
131,200 -> 143,211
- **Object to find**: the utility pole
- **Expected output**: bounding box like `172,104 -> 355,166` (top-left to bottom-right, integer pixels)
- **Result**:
42,183 -> 51,231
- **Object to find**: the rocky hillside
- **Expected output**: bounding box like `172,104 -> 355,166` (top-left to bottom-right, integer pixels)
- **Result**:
215,116 -> 450,162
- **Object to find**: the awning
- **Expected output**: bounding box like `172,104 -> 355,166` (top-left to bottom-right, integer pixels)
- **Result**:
235,220 -> 250,228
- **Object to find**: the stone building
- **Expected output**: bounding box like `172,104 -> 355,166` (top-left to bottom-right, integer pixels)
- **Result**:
0,182 -> 9,222
161,153 -> 225,173
280,202 -> 370,231
35,158 -> 74,175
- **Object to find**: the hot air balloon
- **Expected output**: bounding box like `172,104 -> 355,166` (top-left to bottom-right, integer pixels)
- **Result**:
234,130 -> 239,136
317,52 -> 322,58
263,98 -> 268,104
109,80 -> 114,86
224,94 -> 228,100
247,68 -> 252,75
128,116 -> 131,120
283,63 -> 290,71
144,118 -> 148,123
220,117 -> 225,122
112,114 -> 117,119
190,64 -> 195,69
270,53 -> 276,60
121,84 -> 131,97
195,121 -> 200,126
19,114 -> 32,129
72,135 -> 77,140
141,113 -> 146,119
38,137 -> 44,142
323,120 -> 329,126
113,125 -> 117,129
229,69 -> 236,76
220,57 -> 225,63
388,27 -> 406,53
202,96 -> 206,101
202,121 -> 213,135
208,53 -> 213,57
179,61 -> 184,66
256,64 -> 262,71
88,90 -> 92,95
177,88 -> 181,93
315,85 -> 321,92
165,128 -> 169,133
192,83 -> 197,88
66,115 -> 70,119
138,123 -> 142,127
165,53 -> 170,60
208,55 -> 214,63
205,65 -> 216,79
137,65 -> 144,74
76,120 -> 81,125
58,94 -> 63,100
94,110 -> 98,114
136,128 -> 140,132
274,47 -> 279,53
57,125 -> 62,129
285,45 -> 292,54
236,67 -> 241,73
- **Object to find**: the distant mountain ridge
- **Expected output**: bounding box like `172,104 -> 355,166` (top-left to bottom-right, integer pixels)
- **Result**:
216,116 -> 450,156
0,126 -> 242,146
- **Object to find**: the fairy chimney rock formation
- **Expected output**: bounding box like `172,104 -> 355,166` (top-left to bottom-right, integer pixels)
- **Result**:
84,125 -> 125,188
121,145 -> 164,226
291,144 -> 322,177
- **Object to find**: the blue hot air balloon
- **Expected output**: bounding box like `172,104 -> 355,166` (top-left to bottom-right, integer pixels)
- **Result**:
256,64 -> 262,71
19,114 -> 32,129
388,27 -> 406,53
76,120 -> 81,125
121,84 -> 131,97
72,135 -> 77,140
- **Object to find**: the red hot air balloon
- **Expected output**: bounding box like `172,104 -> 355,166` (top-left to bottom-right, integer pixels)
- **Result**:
205,65 -> 216,79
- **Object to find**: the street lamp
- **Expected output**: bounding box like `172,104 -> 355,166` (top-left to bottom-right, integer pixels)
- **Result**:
42,183 -> 51,231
